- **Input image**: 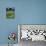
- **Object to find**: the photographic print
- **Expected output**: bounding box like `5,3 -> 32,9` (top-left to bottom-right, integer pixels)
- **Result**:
6,8 -> 15,19
18,24 -> 46,46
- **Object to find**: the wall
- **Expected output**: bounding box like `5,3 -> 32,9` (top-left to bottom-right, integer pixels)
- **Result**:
0,0 -> 46,44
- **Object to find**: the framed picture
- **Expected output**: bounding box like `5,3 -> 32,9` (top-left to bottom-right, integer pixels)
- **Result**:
18,24 -> 46,41
6,8 -> 15,19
